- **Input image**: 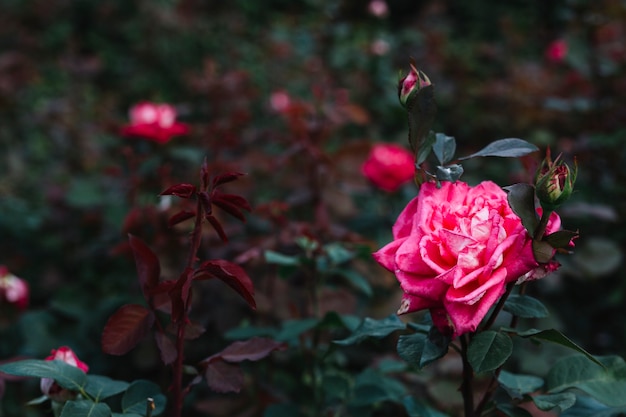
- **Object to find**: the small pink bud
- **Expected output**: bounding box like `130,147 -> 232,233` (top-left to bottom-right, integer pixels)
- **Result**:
535,149 -> 577,211
398,62 -> 431,108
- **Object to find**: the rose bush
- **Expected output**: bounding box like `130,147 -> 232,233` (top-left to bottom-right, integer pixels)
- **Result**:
361,143 -> 415,192
40,347 -> 89,402
121,101 -> 189,144
373,180 -> 561,337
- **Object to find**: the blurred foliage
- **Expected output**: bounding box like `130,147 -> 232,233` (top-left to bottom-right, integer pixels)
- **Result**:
1,0 -> 626,416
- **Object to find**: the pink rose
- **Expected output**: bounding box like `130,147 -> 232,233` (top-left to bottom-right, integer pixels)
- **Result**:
121,101 -> 189,144
362,143 -> 415,192
0,266 -> 29,311
373,181 -> 561,337
40,346 -> 89,402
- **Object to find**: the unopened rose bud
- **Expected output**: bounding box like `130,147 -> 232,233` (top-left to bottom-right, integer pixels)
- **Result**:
40,346 -> 89,402
398,62 -> 432,108
535,149 -> 577,211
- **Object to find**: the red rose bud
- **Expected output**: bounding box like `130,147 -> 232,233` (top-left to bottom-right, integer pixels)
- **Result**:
361,143 -> 415,192
0,266 -> 29,311
398,62 -> 432,108
40,346 -> 89,402
535,149 -> 577,211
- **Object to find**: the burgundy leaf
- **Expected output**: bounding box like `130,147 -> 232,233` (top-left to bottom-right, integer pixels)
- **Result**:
148,279 -> 177,295
166,321 -> 206,340
159,183 -> 197,199
154,331 -> 177,365
217,337 -> 286,363
196,260 -> 256,309
204,359 -> 244,393
168,210 -> 196,227
206,214 -> 228,242
214,192 -> 252,212
212,172 -> 245,188
102,304 -> 155,355
128,235 -> 160,303
168,268 -> 194,324
212,198 -> 246,222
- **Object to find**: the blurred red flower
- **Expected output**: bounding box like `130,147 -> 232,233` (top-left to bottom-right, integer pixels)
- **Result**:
121,101 -> 189,144
361,143 -> 415,192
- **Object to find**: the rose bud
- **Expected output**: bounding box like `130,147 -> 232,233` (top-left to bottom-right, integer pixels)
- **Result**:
535,149 -> 577,211
398,62 -> 432,108
40,346 -> 89,402
0,266 -> 29,311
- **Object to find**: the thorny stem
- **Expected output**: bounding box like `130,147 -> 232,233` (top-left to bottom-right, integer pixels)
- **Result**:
460,334 -> 475,417
473,284 -> 528,417
533,209 -> 553,242
172,198 -> 204,417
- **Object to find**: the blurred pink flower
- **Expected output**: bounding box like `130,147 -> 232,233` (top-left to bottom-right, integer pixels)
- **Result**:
0,266 -> 29,311
368,0 -> 389,18
545,39 -> 568,63
40,346 -> 89,402
362,143 -> 415,192
269,90 -> 292,113
121,101 -> 189,144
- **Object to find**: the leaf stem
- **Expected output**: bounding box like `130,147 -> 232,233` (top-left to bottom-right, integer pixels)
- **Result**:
533,209 -> 553,242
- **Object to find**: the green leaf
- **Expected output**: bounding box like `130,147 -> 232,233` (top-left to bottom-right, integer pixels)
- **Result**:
547,355 -> 626,407
504,183 -> 538,236
323,242 -> 354,264
332,268 -> 372,296
397,327 -> 450,369
459,138 -> 539,160
512,328 -> 603,367
351,368 -> 406,406
416,131 -> 437,166
275,318 -> 319,342
496,403 -> 533,417
503,295 -> 549,319
122,380 -> 166,415
544,230 -> 578,249
84,375 -> 129,401
435,164 -> 464,183
263,404 -> 301,417
407,84 -> 437,154
334,314 -> 406,345
532,240 -> 555,264
432,133 -> 456,165
532,393 -> 577,411
263,250 -> 300,266
403,396 -> 450,417
0,359 -> 87,391
498,370 -> 544,399
560,396 -> 626,417
60,401 -> 111,417
468,331 -> 513,373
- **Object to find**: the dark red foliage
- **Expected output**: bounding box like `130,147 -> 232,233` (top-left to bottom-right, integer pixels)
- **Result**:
194,260 -> 256,310
102,304 -> 155,355
201,337 -> 285,393
128,234 -> 161,304
168,268 -> 194,324
168,210 -> 196,227
159,183 -> 197,199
